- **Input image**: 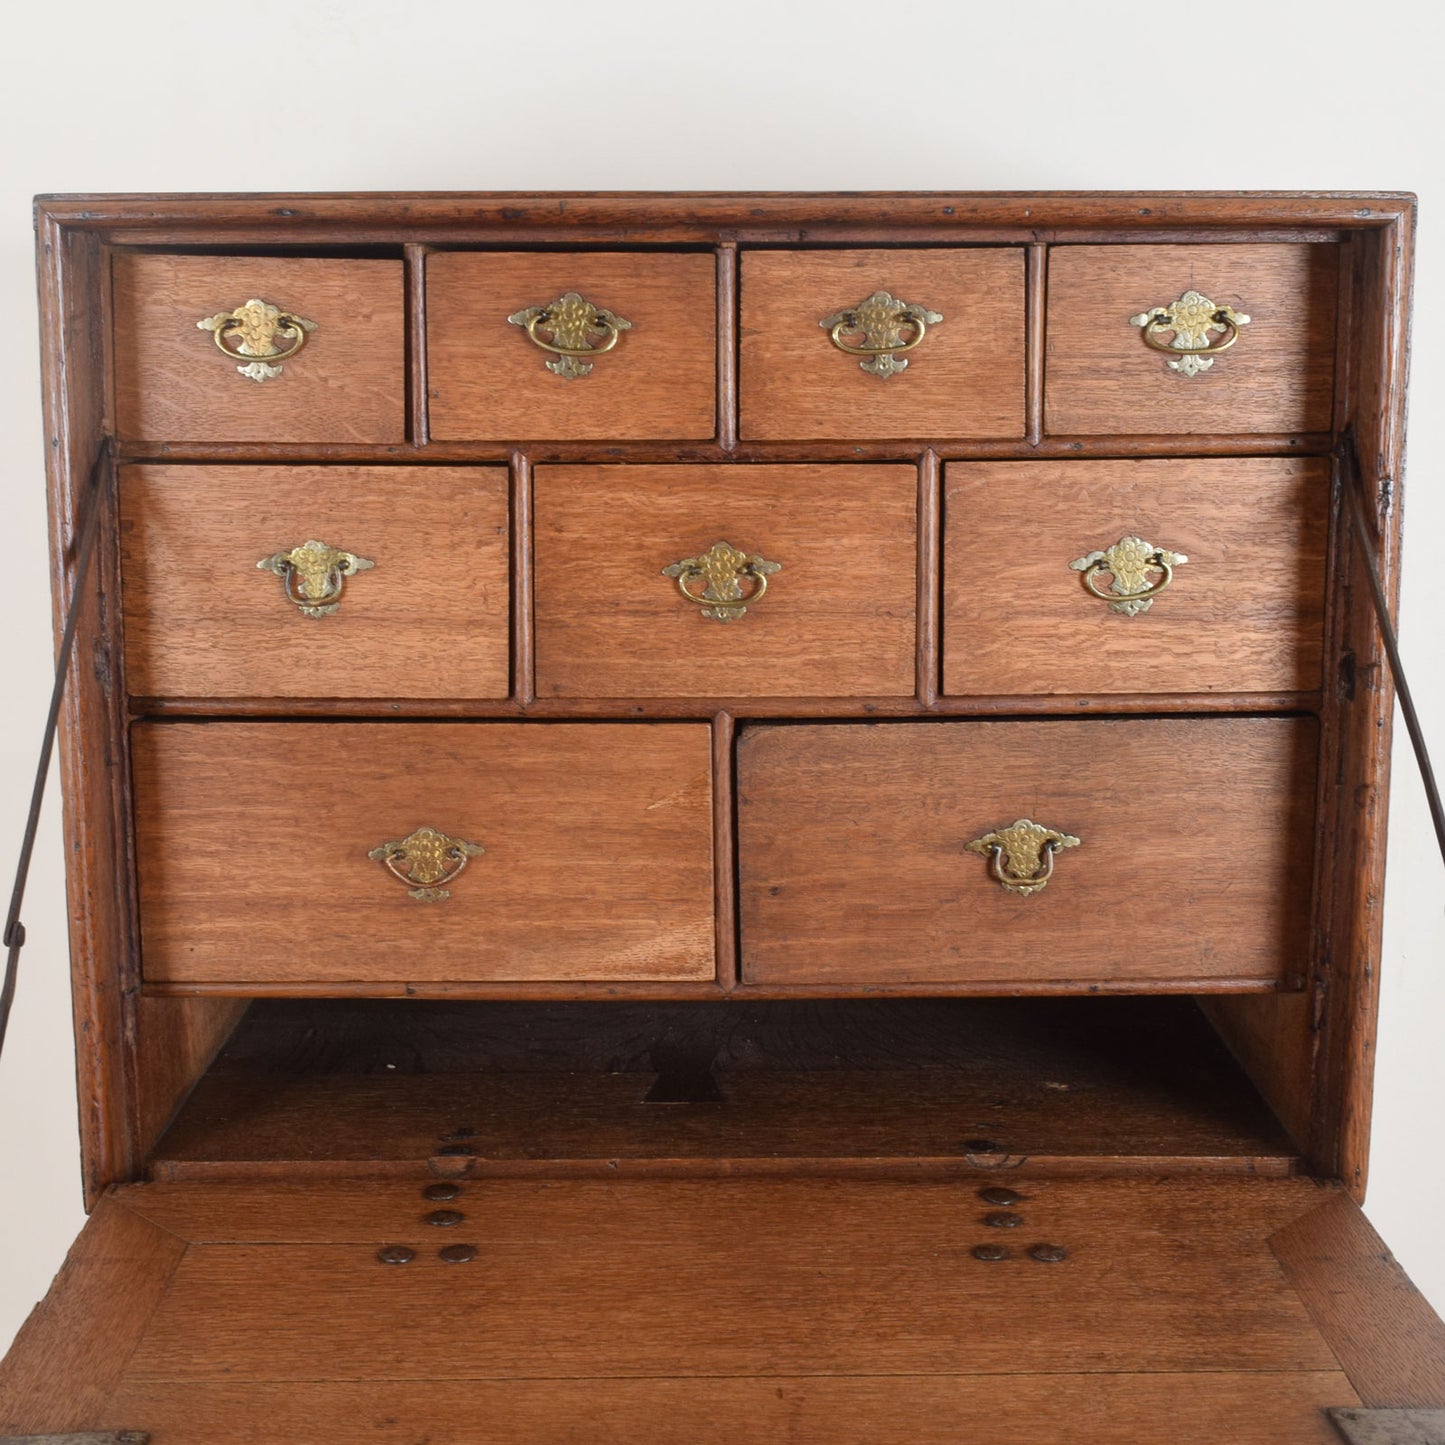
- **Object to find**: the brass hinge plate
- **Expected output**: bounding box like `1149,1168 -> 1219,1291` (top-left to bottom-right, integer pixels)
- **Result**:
1329,1408 -> 1445,1445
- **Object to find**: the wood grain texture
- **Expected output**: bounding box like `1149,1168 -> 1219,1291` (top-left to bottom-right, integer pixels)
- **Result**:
132,723 -> 714,986
132,997 -> 250,1163
107,1177 -> 1337,1379
146,997 -> 1297,1178
427,252 -> 716,440
739,718 -> 1317,987
119,465 -> 510,699
89,1375 -> 1359,1445
533,464 -> 916,697
739,248 -> 1026,439
0,1197 -> 185,1433
942,458 -> 1328,695
1273,1191 -> 1445,1407
1200,991 -> 1316,1151
37,220 -> 140,1203
112,255 -> 405,444
1045,243 -> 1339,435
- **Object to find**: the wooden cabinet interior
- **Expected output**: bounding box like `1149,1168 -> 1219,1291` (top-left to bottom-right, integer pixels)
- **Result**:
7,192 -> 1434,1438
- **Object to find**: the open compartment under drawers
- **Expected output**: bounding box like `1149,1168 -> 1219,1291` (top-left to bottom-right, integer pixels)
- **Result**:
144,995 -> 1300,1181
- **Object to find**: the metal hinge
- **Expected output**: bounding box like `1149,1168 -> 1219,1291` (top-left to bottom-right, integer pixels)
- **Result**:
1329,1407 -> 1445,1445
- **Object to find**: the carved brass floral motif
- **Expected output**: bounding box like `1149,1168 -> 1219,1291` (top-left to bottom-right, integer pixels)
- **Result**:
197,298 -> 318,382
1069,534 -> 1188,617
368,827 -> 485,902
966,819 -> 1081,896
1129,290 -> 1251,377
820,290 -> 943,378
663,540 -> 782,622
257,539 -> 375,618
508,291 -> 633,378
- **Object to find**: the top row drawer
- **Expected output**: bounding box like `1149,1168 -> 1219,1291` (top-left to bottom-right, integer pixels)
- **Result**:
111,244 -> 1338,444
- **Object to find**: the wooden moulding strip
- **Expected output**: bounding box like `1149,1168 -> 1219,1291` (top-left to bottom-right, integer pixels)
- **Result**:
404,242 -> 430,446
916,451 -> 940,707
712,712 -> 738,989
110,433 -> 1336,466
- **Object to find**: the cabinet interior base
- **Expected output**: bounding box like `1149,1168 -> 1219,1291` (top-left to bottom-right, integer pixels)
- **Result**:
148,996 -> 1298,1180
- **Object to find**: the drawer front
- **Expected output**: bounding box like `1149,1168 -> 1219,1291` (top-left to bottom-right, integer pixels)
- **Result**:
1044,243 -> 1338,436
119,465 -> 510,700
427,252 -> 716,440
534,465 -> 917,698
942,458 -> 1328,697
113,254 -> 406,443
739,718 -> 1317,988
740,248 -> 1026,440
134,723 -> 715,986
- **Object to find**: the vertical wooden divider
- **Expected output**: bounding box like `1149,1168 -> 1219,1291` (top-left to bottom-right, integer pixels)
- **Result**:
1026,242 -> 1047,446
404,243 -> 430,447
511,451 -> 535,706
713,711 -> 739,989
717,242 -> 739,450
917,450 -> 941,707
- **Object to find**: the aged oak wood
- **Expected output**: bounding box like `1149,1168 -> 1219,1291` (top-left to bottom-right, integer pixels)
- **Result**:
942,457 -> 1328,696
739,717 -> 1318,987
131,723 -> 715,986
145,997 -> 1297,1179
533,464 -> 917,698
111,255 -> 406,444
427,251 -> 716,440
119,465 -> 510,699
740,248 -> 1026,439
1045,243 -> 1339,436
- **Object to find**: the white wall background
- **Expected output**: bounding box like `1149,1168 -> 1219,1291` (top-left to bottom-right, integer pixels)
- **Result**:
2,0 -> 1442,1352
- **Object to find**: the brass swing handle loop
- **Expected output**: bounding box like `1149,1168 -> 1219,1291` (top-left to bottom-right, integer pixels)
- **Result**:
1080,552 -> 1176,603
257,540 -> 375,619
965,819 -> 1081,897
663,541 -> 782,623
197,298 -> 319,382
508,292 -> 633,378
675,562 -> 770,607
523,308 -> 625,359
1069,535 -> 1188,618
1128,291 -> 1251,377
1137,310 -> 1243,358
827,310 -> 930,357
820,291 -> 943,379
368,827 -> 485,903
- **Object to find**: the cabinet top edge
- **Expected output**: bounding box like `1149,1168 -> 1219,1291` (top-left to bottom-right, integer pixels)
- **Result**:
32,190 -> 1417,234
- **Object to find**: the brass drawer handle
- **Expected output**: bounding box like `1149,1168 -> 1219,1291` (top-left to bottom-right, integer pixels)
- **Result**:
820,290 -> 943,378
1069,534 -> 1188,617
508,291 -> 633,379
1129,290 -> 1251,377
966,819 -> 1081,897
257,539 -> 375,618
663,540 -> 781,623
368,827 -> 485,902
197,298 -> 318,382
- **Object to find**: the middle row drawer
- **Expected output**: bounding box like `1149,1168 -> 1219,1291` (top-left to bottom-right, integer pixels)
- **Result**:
119,459 -> 1327,701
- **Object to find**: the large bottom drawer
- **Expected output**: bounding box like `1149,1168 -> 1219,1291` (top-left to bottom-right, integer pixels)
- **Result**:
133,722 -> 716,988
738,717 -> 1317,989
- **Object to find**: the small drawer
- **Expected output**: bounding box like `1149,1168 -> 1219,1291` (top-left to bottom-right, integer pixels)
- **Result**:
942,458 -> 1328,697
427,252 -> 716,440
1044,243 -> 1338,436
134,722 -> 716,987
739,248 -> 1025,440
739,718 -> 1316,989
112,254 -> 406,443
534,464 -> 917,699
119,465 -> 510,700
